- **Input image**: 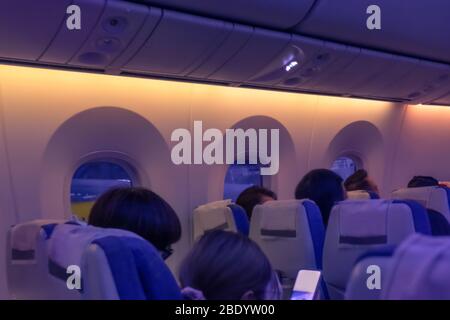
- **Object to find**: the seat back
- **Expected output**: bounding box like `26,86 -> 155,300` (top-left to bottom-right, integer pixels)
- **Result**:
392,186 -> 450,222
347,190 -> 380,200
381,234 -> 450,300
249,200 -> 325,291
8,221 -> 181,300
47,223 -> 182,299
323,199 -> 431,300
345,246 -> 395,300
6,219 -> 65,299
193,200 -> 249,240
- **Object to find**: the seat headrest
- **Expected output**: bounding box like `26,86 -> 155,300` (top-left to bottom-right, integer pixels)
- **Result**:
193,200 -> 249,239
323,199 -> 431,299
46,223 -> 181,300
259,200 -> 299,237
347,190 -> 380,200
337,200 -> 389,246
251,199 -> 325,272
47,223 -> 140,269
382,234 -> 450,300
9,220 -> 63,261
334,200 -> 430,247
392,186 -> 450,222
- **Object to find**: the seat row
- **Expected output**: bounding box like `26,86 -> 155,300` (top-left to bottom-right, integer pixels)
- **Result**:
193,185 -> 450,299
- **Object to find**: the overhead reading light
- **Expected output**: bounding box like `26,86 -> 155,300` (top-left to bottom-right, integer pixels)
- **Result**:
285,60 -> 299,72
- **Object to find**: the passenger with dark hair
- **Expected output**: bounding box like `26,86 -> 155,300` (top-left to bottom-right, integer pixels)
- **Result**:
407,176 -> 439,188
236,186 -> 277,220
344,169 -> 379,195
89,187 -> 181,260
406,175 -> 450,236
179,230 -> 281,300
295,169 -> 346,226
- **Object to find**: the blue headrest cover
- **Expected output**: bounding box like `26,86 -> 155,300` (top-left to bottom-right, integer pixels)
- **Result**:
93,236 -> 182,300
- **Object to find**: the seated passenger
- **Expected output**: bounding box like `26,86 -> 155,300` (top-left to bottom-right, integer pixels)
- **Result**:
179,230 -> 281,300
407,175 -> 439,188
295,169 -> 346,226
344,169 -> 380,196
88,187 -> 181,260
406,175 -> 450,236
236,186 -> 277,220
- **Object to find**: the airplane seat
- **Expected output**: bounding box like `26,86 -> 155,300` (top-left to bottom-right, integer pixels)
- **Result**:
6,219 -> 66,299
192,200 -> 249,241
323,199 -> 431,300
25,222 -> 181,299
345,245 -> 396,300
249,200 -> 325,297
380,234 -> 450,300
347,190 -> 380,200
391,186 -> 450,223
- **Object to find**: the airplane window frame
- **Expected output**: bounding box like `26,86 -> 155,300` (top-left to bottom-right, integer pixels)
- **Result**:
223,161 -> 270,202
68,153 -> 141,221
330,154 -> 363,181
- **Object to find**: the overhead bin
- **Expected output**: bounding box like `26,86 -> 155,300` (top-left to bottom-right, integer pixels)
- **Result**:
430,93 -> 450,106
296,0 -> 450,64
67,1 -> 152,69
244,33 -> 450,104
122,10 -> 233,76
345,58 -> 450,103
403,62 -> 450,104
206,29 -> 291,83
135,0 -> 317,29
0,0 -> 71,61
186,24 -> 253,80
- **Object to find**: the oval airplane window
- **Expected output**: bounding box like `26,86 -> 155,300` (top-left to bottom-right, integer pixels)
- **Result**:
224,164 -> 263,201
331,156 -> 360,181
70,161 -> 133,221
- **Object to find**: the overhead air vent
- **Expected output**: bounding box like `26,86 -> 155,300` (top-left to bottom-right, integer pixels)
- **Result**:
67,0 -> 151,69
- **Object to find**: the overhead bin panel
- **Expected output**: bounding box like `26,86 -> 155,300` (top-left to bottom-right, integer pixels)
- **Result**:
136,0 -> 317,29
68,1 -> 150,69
400,62 -> 450,104
123,10 -> 232,76
348,54 -> 419,100
207,29 -> 291,83
0,0 -> 71,61
305,49 -> 394,95
187,24 -> 253,80
40,0 -> 107,64
430,93 -> 450,106
296,0 -> 450,64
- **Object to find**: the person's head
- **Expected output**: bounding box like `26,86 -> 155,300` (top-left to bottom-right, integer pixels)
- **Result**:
344,169 -> 379,194
295,169 -> 345,226
88,187 -> 181,258
407,176 -> 439,188
179,230 -> 281,300
236,186 -> 277,220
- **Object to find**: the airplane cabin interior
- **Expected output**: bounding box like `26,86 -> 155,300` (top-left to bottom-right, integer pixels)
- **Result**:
1,0 -> 450,303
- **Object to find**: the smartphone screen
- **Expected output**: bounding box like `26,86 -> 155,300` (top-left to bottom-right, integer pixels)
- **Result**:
290,270 -> 322,300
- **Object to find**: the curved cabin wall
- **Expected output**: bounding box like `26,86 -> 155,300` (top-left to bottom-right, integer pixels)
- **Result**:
0,64 -> 449,298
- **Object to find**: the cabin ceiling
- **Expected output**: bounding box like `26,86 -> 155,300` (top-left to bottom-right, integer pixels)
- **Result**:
1,0 -> 450,106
